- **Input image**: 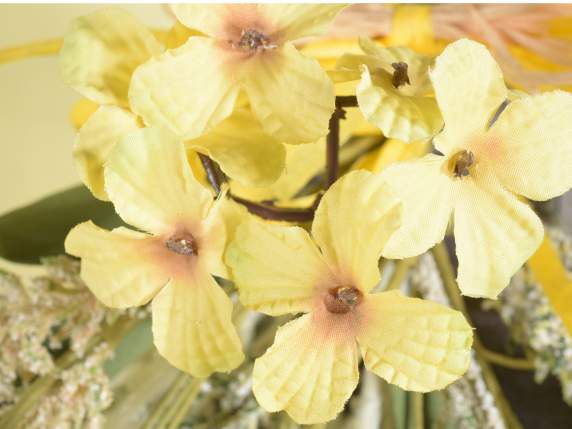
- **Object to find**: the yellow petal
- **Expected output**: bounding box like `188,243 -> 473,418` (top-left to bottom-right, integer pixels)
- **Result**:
489,90 -> 572,201
253,314 -> 359,424
188,108 -> 286,187
226,218 -> 329,316
357,291 -> 472,392
352,138 -> 429,173
74,106 -> 139,201
65,221 -> 167,308
312,171 -> 402,292
430,39 -> 507,153
70,98 -> 99,130
357,66 -> 443,143
60,8 -> 160,106
129,37 -> 240,140
243,42 -> 335,144
170,4 -> 227,37
152,266 -> 244,376
260,4 -> 347,41
381,154 -> 454,259
164,21 -> 204,49
453,173 -> 544,298
196,196 -> 228,279
105,127 -> 213,234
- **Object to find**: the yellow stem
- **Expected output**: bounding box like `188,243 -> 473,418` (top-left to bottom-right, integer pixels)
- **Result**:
410,392 -> 424,429
479,347 -> 536,371
386,257 -> 418,291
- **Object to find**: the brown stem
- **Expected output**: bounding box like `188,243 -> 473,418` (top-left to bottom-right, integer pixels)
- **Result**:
336,95 -> 358,108
326,107 -> 343,189
199,153 -> 223,195
229,194 -> 319,223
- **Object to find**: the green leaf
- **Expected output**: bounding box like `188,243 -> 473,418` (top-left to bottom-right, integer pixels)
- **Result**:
0,185 -> 123,264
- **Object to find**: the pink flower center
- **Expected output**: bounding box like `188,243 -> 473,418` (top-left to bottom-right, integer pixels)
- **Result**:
236,28 -> 276,51
447,149 -> 476,178
165,233 -> 198,256
323,286 -> 362,314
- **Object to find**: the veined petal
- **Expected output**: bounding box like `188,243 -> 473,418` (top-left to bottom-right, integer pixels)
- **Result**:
260,4 -> 347,41
357,66 -> 443,143
357,291 -> 472,392
129,37 -> 240,140
453,173 -> 544,298
104,127 -> 213,235
253,314 -> 359,424
381,154 -> 454,259
226,218 -> 329,316
489,91 -> 572,201
74,106 -> 139,201
170,4 -> 228,37
196,196 -> 228,279
60,8 -> 161,106
312,171 -> 402,292
152,266 -> 244,377
243,42 -> 335,144
430,39 -> 507,153
188,108 -> 286,187
65,221 -> 167,308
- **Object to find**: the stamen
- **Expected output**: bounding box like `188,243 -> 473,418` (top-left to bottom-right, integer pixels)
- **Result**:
237,29 -> 276,51
448,150 -> 476,178
165,234 -> 198,256
324,286 -> 362,314
391,62 -> 411,88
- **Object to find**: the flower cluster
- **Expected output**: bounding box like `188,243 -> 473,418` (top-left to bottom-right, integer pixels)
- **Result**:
59,4 -> 572,424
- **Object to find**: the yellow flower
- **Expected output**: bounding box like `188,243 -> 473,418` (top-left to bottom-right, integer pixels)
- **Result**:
226,171 -> 472,424
380,39 -> 572,298
65,127 -> 244,376
129,4 -> 346,144
336,37 -> 443,142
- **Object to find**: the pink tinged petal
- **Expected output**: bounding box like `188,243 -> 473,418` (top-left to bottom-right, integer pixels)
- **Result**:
129,37 -> 240,140
104,127 -> 214,235
152,266 -> 244,377
453,173 -> 544,298
64,221 -> 168,308
253,314 -> 359,425
489,90 -> 572,201
357,291 -> 473,392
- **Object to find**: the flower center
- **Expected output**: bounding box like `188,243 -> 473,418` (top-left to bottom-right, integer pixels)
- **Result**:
324,286 -> 362,314
447,150 -> 476,178
165,233 -> 198,256
237,29 -> 275,51
391,62 -> 411,88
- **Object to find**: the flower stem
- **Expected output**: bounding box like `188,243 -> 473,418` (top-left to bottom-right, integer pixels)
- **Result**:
326,107 -> 342,189
478,347 -> 536,371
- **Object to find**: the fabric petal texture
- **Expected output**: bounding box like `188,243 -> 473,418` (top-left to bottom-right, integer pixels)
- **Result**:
152,267 -> 244,377
74,105 -> 139,200
129,37 -> 240,140
253,314 -> 359,424
170,4 -> 228,37
243,42 -> 335,144
357,291 -> 472,392
104,127 -> 214,235
453,173 -> 544,298
60,8 -> 161,106
227,218 -> 329,316
65,221 -> 168,308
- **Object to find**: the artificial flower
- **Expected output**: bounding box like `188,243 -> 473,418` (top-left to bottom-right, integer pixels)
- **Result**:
381,38 -> 572,298
336,37 -> 443,142
129,4 -> 346,144
226,171 -> 472,424
65,127 -> 244,376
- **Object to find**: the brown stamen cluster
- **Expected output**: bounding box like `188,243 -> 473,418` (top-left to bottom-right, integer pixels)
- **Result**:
324,286 -> 362,314
166,233 -> 198,256
237,29 -> 276,51
448,150 -> 476,178
391,62 -> 411,88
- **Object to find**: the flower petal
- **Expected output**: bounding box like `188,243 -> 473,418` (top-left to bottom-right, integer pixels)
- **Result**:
60,8 -> 160,106
381,154 -> 454,259
243,42 -> 335,144
226,218 -> 329,316
357,291 -> 472,392
74,106 -> 139,200
170,4 -> 227,37
152,266 -> 244,376
430,39 -> 507,153
489,90 -> 572,201
129,37 -> 240,140
357,66 -> 443,143
104,127 -> 213,234
188,108 -> 286,187
453,173 -> 544,298
65,221 -> 167,308
260,4 -> 346,41
253,314 -> 359,424
312,171 -> 402,292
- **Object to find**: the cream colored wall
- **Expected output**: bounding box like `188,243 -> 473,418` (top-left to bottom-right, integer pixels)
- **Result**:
0,5 -> 173,273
